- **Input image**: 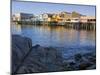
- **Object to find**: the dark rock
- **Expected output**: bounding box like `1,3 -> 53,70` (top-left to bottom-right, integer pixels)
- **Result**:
12,35 -> 63,74
15,46 -> 63,73
62,62 -> 78,71
79,62 -> 93,70
69,61 -> 76,66
33,44 -> 40,48
74,53 -> 82,61
86,64 -> 96,69
29,46 -> 63,72
74,52 -> 96,70
12,35 -> 96,74
83,52 -> 96,63
12,35 -> 32,74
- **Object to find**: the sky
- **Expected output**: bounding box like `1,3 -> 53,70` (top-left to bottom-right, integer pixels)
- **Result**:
12,1 -> 96,16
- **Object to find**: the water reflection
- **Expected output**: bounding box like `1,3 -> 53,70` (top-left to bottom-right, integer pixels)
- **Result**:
11,24 -> 22,34
11,24 -> 95,48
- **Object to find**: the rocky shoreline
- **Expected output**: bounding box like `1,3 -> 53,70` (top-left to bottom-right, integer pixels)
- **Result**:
12,35 -> 96,74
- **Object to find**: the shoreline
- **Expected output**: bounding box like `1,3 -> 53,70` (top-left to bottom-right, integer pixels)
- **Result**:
12,35 -> 96,74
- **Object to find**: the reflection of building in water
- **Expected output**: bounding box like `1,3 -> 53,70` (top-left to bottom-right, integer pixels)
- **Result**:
66,29 -> 77,40
79,30 -> 88,45
77,30 -> 95,46
11,24 -> 22,34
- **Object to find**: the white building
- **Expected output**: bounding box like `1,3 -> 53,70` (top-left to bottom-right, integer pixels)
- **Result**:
71,18 -> 80,23
40,13 -> 53,21
80,16 -> 96,23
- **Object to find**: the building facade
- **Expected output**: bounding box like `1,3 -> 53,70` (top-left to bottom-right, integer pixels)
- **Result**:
12,12 -> 96,24
12,13 -> 34,21
80,16 -> 96,23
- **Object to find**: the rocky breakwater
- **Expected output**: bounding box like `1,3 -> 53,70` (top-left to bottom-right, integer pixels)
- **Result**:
62,52 -> 96,71
12,35 -> 96,74
12,35 -> 63,74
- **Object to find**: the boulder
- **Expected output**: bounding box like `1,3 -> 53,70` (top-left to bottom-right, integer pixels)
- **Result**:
12,35 -> 32,74
19,45 -> 63,73
12,35 -> 63,74
74,53 -> 82,62
31,45 -> 63,65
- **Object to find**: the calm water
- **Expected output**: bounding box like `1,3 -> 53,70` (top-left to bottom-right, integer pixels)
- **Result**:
11,24 -> 96,58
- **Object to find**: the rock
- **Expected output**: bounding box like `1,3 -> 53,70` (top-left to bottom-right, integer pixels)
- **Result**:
62,52 -> 96,71
62,61 -> 77,71
15,45 -> 63,73
86,64 -> 96,69
33,44 -> 40,48
74,52 -> 96,70
12,35 -> 96,74
12,35 -> 63,74
79,62 -> 93,70
12,35 -> 32,74
74,53 -> 82,61
28,46 -> 63,72
83,52 -> 96,63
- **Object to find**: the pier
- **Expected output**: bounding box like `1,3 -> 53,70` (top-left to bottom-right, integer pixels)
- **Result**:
12,12 -> 96,31
13,21 -> 96,31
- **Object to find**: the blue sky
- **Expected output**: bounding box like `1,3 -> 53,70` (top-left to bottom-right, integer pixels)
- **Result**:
12,1 -> 96,16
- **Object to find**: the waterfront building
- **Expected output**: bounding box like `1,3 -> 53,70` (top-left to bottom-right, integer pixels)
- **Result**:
71,18 -> 80,23
58,12 -> 71,22
41,13 -> 53,22
57,11 -> 81,23
80,16 -> 96,23
12,13 -> 34,21
12,11 -> 96,25
38,14 -> 44,21
60,12 -> 71,18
